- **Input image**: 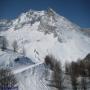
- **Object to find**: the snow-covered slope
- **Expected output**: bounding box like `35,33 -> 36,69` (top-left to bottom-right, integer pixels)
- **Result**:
0,49 -> 35,70
0,8 -> 90,64
0,8 -> 90,90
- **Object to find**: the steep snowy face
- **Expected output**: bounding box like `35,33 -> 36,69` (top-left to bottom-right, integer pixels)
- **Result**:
0,9 -> 90,64
39,8 -> 80,33
12,10 -> 45,29
38,8 -> 81,43
16,64 -> 52,90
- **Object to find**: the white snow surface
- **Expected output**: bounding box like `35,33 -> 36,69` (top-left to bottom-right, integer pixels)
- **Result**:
0,9 -> 90,64
0,9 -> 90,90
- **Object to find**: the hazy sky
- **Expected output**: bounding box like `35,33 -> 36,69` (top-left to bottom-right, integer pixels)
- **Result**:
0,0 -> 90,28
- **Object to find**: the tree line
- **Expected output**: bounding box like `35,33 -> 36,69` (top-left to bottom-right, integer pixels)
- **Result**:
44,54 -> 90,90
0,36 -> 18,52
0,68 -> 17,89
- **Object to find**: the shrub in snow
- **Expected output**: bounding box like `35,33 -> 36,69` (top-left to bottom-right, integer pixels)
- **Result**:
12,40 -> 18,52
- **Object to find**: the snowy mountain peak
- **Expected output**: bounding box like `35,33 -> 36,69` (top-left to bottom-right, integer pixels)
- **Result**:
0,9 -> 90,90
16,8 -> 56,24
0,9 -> 90,65
0,9 -> 79,31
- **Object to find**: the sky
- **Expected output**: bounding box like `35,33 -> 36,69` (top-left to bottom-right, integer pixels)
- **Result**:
0,0 -> 90,28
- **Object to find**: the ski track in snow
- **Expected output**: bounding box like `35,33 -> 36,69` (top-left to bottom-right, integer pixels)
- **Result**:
13,62 -> 44,74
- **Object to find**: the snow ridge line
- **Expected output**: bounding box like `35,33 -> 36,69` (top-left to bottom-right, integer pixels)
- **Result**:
13,62 -> 44,74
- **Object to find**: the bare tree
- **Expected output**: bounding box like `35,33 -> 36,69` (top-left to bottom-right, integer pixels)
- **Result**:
1,37 -> 8,51
71,74 -> 78,90
0,68 -> 17,88
22,47 -> 26,56
44,55 -> 58,70
70,62 -> 78,90
52,61 -> 63,90
87,63 -> 90,78
45,55 -> 63,90
12,40 -> 18,52
81,77 -> 87,90
65,62 -> 71,74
